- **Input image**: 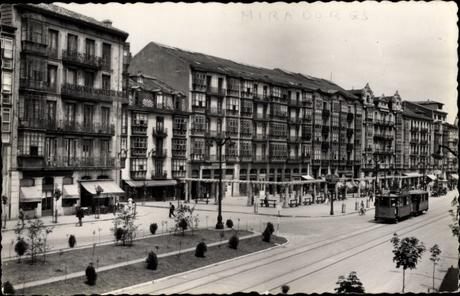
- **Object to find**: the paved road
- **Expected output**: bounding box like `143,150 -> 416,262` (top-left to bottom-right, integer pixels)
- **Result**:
114,191 -> 458,294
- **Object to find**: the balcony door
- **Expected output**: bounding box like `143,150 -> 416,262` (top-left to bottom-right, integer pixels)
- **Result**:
156,117 -> 164,132
47,65 -> 57,91
45,137 -> 57,165
101,107 -> 110,131
100,139 -> 110,165
67,34 -> 78,53
82,139 -> 93,163
48,29 -> 58,57
85,38 -> 95,57
64,138 -> 77,166
83,104 -> 94,131
64,103 -> 76,129
45,100 -> 56,129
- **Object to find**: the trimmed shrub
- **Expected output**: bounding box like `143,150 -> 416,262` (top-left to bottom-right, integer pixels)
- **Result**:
226,219 -> 234,229
229,235 -> 239,249
266,222 -> 275,234
2,281 -> 15,295
68,235 -> 76,248
14,238 -> 28,259
262,222 -> 275,243
85,263 -> 97,286
281,284 -> 290,294
195,241 -> 207,257
146,251 -> 158,270
150,223 -> 158,235
115,227 -> 125,242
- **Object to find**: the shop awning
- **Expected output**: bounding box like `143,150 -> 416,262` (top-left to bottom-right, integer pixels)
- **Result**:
81,180 -> 125,196
301,175 -> 315,180
125,179 -> 177,188
403,172 -> 423,177
426,174 -> 437,181
63,184 -> 79,199
451,174 -> 459,180
20,186 -> 42,203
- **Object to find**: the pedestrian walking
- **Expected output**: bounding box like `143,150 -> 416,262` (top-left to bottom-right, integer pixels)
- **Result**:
76,207 -> 84,227
169,202 -> 175,218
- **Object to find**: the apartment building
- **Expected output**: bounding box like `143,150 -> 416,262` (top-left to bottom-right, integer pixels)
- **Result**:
349,84 -> 401,187
128,42 -> 363,200
1,12 -> 16,219
0,4 -> 130,218
120,72 -> 188,201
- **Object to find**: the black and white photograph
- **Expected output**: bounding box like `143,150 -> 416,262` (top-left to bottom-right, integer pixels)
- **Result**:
0,1 -> 458,294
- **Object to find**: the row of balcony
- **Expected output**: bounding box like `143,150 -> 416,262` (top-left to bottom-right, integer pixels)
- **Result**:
17,155 -> 116,170
61,83 -> 125,102
374,120 -> 395,127
18,119 -> 115,135
129,149 -> 168,158
130,170 -> 168,181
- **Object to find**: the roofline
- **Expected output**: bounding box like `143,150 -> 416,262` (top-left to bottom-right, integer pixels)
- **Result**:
16,4 -> 129,40
408,100 -> 444,106
404,100 -> 447,114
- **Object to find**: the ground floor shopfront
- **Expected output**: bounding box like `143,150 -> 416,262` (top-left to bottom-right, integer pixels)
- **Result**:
4,168 -> 123,219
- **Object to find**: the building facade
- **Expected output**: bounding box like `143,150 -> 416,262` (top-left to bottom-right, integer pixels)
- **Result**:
120,72 -> 188,201
128,42 -> 364,201
0,3 -> 130,218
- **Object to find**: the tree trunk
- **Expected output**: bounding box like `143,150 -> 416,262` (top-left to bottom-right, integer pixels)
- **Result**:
402,269 -> 405,293
432,263 -> 435,290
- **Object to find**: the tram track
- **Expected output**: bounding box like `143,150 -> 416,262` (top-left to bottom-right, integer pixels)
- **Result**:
136,208 -> 447,294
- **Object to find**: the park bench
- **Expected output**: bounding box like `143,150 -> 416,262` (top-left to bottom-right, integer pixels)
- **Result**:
288,199 -> 299,207
303,197 -> 313,205
260,199 -> 277,208
194,198 -> 210,204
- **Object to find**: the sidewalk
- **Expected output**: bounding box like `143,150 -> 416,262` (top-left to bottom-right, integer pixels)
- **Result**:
1,209 -> 145,233
143,195 -> 374,218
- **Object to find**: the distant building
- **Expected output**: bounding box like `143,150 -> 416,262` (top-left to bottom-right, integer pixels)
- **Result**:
0,4 -> 130,218
129,42 -> 363,202
121,72 -> 187,201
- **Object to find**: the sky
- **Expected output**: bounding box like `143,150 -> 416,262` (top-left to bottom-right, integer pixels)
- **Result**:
58,2 -> 458,123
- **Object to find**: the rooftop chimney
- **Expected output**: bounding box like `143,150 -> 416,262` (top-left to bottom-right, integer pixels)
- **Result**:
102,19 -> 112,26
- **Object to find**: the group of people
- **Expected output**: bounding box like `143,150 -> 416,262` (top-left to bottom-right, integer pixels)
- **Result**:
169,202 -> 192,218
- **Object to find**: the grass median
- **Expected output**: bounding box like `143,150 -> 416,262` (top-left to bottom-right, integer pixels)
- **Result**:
4,228 -> 286,295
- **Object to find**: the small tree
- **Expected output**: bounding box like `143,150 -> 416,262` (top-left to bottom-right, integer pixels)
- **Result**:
174,205 -> 199,236
281,285 -> 290,294
335,271 -> 365,294
390,233 -> 426,293
262,222 -> 275,243
68,235 -> 76,248
195,241 -> 207,258
23,217 -> 53,264
150,223 -> 158,235
112,204 -> 138,246
226,219 -> 234,229
14,238 -> 28,262
429,244 -> 442,291
2,281 -> 15,295
448,196 -> 459,238
146,251 -> 158,270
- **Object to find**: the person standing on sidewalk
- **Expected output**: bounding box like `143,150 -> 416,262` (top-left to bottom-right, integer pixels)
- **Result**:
18,208 -> 25,229
76,207 -> 84,227
169,202 -> 175,218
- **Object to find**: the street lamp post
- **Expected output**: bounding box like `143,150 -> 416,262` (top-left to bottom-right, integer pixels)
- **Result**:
53,187 -> 61,223
325,174 -> 339,215
95,185 -> 103,219
207,135 -> 234,229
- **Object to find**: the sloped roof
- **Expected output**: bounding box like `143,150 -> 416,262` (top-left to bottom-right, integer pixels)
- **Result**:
409,100 -> 444,107
402,108 -> 432,121
129,74 -> 184,96
16,3 -> 128,38
142,42 -> 357,99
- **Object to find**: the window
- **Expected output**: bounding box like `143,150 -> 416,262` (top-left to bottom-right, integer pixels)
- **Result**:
192,138 -> 205,155
172,159 -> 186,172
173,117 -> 187,132
133,113 -> 147,125
102,74 -> 111,90
82,139 -> 93,158
84,71 -> 94,87
130,158 -> 147,171
226,118 -> 238,135
2,108 -> 11,132
192,114 -> 205,131
240,141 -> 251,156
226,97 -> 239,111
29,20 -> 45,43
102,43 -> 112,67
83,105 -> 94,128
64,138 -> 77,163
45,137 -> 57,161
192,92 -> 205,107
85,38 -> 95,56
2,38 -> 13,60
48,29 -> 58,56
47,65 -> 58,90
100,139 -> 110,158
192,72 -> 206,87
45,101 -> 56,125
101,107 -> 110,128
18,132 -> 44,156
64,103 -> 76,126
67,34 -> 78,53
2,72 -> 12,93
66,68 -> 77,85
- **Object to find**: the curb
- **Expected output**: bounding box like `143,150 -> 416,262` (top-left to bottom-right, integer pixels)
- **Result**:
140,204 -> 375,219
1,213 -> 147,233
107,235 -> 290,295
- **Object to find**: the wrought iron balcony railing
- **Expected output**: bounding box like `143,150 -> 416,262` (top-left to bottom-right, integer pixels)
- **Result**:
61,83 -> 125,102
62,50 -> 102,69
